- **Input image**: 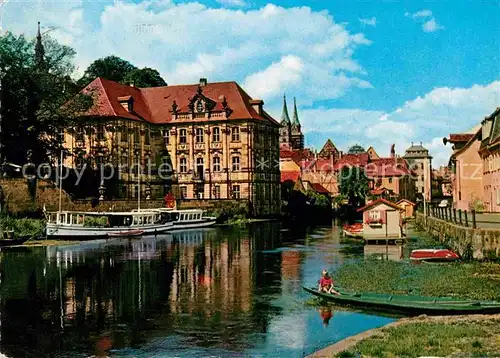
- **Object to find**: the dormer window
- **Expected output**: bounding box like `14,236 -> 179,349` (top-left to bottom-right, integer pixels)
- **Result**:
118,95 -> 134,113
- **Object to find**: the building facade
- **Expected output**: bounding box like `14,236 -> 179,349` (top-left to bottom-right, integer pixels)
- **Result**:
65,77 -> 281,215
403,143 -> 432,201
479,107 -> 500,212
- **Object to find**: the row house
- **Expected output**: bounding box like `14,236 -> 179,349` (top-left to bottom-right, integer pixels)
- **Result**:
444,126 -> 483,211
65,77 -> 281,215
479,107 -> 500,212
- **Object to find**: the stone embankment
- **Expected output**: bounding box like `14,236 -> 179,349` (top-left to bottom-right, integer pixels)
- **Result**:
416,213 -> 500,260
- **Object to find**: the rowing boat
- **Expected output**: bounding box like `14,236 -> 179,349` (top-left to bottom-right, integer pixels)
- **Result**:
410,249 -> 459,262
302,286 -> 500,315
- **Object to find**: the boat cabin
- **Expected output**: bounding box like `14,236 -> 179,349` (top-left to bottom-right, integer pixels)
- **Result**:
357,199 -> 404,239
45,211 -> 165,228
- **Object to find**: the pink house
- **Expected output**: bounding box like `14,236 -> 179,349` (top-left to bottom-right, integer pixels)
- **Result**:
479,107 -> 500,212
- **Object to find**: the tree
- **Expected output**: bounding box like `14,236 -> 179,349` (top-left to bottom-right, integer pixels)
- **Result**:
78,55 -> 137,87
78,56 -> 167,88
338,166 -> 370,207
123,67 -> 167,88
0,32 -> 93,166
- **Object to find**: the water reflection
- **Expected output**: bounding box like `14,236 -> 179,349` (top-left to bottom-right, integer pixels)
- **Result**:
0,223 -> 393,357
364,244 -> 405,261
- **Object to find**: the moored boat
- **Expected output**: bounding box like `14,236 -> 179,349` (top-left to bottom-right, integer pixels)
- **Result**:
302,286 -> 500,315
410,249 -> 459,262
151,208 -> 217,230
45,211 -> 173,239
342,223 -> 363,238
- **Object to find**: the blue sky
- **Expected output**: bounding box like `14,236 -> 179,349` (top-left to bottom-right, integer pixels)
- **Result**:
1,0 -> 499,165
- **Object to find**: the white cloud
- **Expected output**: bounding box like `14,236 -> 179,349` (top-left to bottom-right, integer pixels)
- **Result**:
243,55 -> 304,98
284,81 -> 500,166
216,0 -> 248,7
405,9 -> 432,19
359,17 -> 376,26
2,1 -> 372,106
405,9 -> 444,33
423,18 -> 444,32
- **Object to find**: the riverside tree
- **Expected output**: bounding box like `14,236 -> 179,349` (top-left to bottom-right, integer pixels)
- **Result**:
0,27 -> 93,167
338,166 -> 370,207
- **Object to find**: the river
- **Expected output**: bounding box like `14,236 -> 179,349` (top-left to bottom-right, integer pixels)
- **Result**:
0,221 -> 395,357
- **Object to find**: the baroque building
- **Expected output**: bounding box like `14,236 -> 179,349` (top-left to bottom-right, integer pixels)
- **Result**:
64,77 -> 281,215
279,95 -> 304,150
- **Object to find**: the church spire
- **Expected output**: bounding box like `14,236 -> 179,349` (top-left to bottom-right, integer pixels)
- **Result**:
35,22 -> 45,68
292,97 -> 300,126
280,94 -> 291,125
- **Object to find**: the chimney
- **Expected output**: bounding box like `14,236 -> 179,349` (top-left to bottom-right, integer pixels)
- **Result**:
250,99 -> 264,115
199,78 -> 207,87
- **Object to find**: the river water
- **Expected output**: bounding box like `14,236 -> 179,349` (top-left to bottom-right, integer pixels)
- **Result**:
0,222 -> 394,357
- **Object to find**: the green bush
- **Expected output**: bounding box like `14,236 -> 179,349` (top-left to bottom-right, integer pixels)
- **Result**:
0,217 -> 45,239
83,216 -> 108,227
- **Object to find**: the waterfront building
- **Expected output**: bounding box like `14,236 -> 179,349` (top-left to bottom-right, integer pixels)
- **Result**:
444,128 -> 483,211
397,199 -> 416,218
279,95 -> 304,151
478,107 -> 500,212
357,198 -> 404,239
65,77 -> 281,215
403,142 -> 432,202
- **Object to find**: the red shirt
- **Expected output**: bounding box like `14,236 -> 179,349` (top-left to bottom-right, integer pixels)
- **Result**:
319,277 -> 333,287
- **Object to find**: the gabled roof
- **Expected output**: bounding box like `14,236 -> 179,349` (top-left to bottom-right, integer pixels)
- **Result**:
397,199 -> 416,206
81,77 -> 278,125
319,139 -> 339,157
365,157 -> 411,177
449,134 -> 474,143
453,129 -> 481,157
357,198 -> 403,212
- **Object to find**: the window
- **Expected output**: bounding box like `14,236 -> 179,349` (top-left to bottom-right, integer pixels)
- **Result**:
421,175 -> 424,181
212,127 -> 220,142
121,125 -> 128,142
232,185 -> 240,199
145,128 -> 150,145
134,128 -> 140,143
180,186 -> 187,199
196,128 -> 204,143
232,156 -> 240,171
97,124 -> 105,141
163,130 -> 169,145
213,185 -> 221,199
179,129 -> 187,144
388,177 -> 393,184
196,157 -> 204,179
213,156 -> 221,172
421,163 -> 424,170
179,157 -> 187,173
496,189 -> 500,205
76,126 -> 85,142
369,210 -> 381,220
231,127 -> 240,142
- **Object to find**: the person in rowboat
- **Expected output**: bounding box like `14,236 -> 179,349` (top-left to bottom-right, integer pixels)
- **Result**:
318,270 -> 340,295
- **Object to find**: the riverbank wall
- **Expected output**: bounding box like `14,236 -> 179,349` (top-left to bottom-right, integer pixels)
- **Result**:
415,212 -> 500,260
0,178 -> 249,217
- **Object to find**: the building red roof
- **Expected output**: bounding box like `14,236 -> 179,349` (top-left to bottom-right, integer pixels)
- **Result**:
396,199 -> 416,206
370,188 -> 391,195
449,134 -> 474,143
357,198 -> 403,212
365,157 -> 411,177
281,171 -> 301,183
332,153 -> 370,171
82,77 -> 278,125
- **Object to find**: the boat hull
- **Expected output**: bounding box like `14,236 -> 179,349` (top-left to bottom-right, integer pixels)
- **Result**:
46,222 -> 173,239
410,249 -> 459,262
170,218 -> 217,231
302,286 -> 500,315
342,229 -> 363,238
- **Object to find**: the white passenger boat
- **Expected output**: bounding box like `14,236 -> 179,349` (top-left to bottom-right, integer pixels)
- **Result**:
152,208 -> 217,230
45,210 -> 174,239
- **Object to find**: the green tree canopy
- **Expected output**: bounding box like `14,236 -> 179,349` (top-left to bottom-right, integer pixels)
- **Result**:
78,56 -> 167,88
0,32 -> 93,166
123,67 -> 167,88
338,166 -> 370,207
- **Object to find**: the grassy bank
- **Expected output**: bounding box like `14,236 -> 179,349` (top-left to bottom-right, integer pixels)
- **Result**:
0,217 -> 45,239
337,316 -> 500,358
334,259 -> 500,301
